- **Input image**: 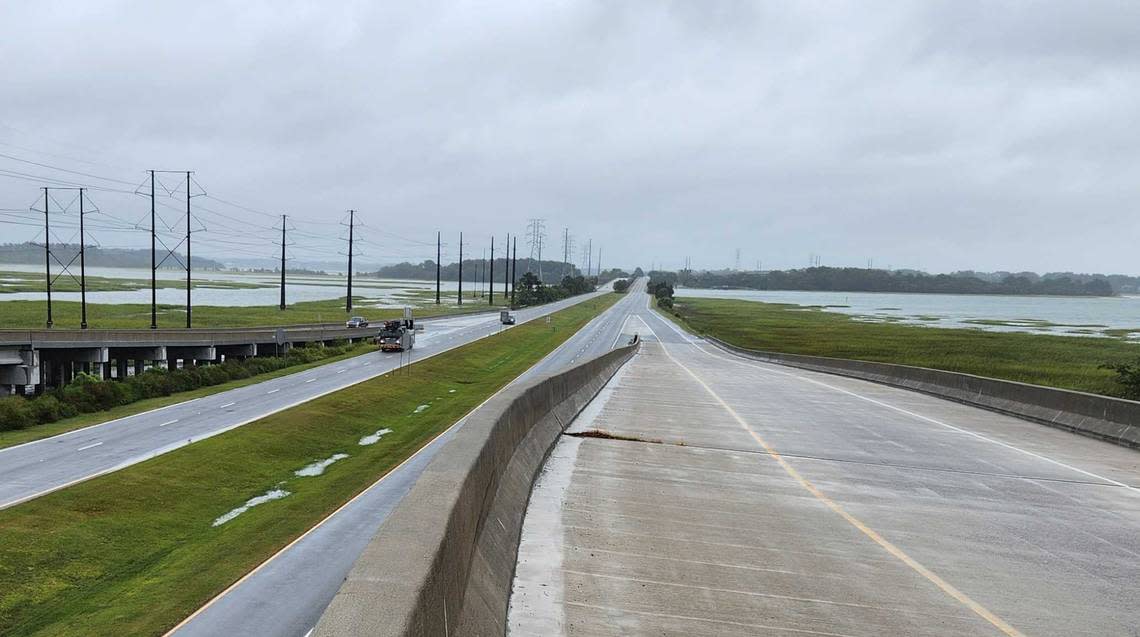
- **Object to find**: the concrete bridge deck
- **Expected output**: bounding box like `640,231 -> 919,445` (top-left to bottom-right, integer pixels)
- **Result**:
509,301 -> 1140,636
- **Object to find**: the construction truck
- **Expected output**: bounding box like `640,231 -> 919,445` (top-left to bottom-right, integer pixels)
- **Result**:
375,308 -> 416,352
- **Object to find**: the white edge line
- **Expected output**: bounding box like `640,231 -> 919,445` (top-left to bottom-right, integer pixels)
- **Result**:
162,290 -> 623,636
0,291 -> 610,512
645,298 -> 1140,494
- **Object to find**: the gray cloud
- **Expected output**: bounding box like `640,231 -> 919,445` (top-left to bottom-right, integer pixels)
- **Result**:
2,1 -> 1139,273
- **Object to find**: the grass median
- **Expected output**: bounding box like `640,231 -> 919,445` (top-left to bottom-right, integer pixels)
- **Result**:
0,293 -> 617,637
668,297 -> 1139,397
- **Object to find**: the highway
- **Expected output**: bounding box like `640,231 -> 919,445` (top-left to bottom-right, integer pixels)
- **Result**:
165,279 -> 648,637
0,290 -> 612,511
510,294 -> 1140,636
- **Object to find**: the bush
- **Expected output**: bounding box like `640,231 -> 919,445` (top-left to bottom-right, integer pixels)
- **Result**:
0,396 -> 36,431
1102,359 -> 1140,399
30,395 -> 65,424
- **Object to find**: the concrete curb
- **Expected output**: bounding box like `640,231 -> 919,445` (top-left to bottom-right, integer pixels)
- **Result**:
313,343 -> 639,637
704,336 -> 1140,449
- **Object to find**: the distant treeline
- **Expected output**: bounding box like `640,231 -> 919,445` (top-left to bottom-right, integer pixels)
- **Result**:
0,243 -> 224,270
370,258 -> 584,284
652,267 -> 1117,297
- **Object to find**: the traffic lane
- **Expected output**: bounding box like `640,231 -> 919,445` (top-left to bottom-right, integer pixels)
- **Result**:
638,305 -> 1140,636
0,290 -> 607,510
511,343 -> 993,637
638,303 -> 1140,489
169,284 -> 642,637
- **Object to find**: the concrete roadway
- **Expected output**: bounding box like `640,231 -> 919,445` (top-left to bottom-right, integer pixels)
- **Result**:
165,279 -> 648,637
510,295 -> 1140,636
0,291 -> 611,511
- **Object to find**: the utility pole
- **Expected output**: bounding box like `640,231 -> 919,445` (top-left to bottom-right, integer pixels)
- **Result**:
185,172 -> 192,328
479,248 -> 485,298
527,218 -> 545,282
79,188 -> 87,329
561,227 -> 569,279
511,236 -> 517,306
597,247 -> 601,279
458,232 -> 463,305
150,170 -> 157,329
436,231 -> 441,304
43,188 -> 52,329
587,239 -> 592,277
503,233 -> 509,302
279,214 -> 287,310
489,235 -> 495,304
345,210 -> 355,313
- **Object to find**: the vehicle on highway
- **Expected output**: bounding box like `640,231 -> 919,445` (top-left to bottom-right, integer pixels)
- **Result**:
375,308 -> 416,352
500,310 -> 516,325
345,316 -> 369,328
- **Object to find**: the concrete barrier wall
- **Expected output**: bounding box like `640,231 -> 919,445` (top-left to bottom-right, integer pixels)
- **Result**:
706,336 -> 1140,448
314,343 -> 638,637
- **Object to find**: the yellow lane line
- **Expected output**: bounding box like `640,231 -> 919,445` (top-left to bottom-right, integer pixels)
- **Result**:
642,316 -> 1026,637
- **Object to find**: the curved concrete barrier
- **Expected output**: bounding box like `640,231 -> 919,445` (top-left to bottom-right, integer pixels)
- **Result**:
314,343 -> 638,637
705,336 -> 1140,448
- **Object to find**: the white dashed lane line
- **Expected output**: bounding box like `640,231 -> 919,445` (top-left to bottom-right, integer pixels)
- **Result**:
77,442 -> 103,452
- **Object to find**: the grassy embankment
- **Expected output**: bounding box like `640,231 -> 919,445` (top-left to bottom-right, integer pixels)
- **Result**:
0,293 -> 617,637
668,297 -> 1139,397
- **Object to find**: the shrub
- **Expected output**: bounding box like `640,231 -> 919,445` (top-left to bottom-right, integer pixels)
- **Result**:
0,396 -> 36,431
1101,359 -> 1140,399
30,395 -> 65,424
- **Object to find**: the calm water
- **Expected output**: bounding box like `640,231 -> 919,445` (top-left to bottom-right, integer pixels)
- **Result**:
0,264 -> 466,308
677,288 -> 1140,339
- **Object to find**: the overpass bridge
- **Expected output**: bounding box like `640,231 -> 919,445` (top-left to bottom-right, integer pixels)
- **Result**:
0,313 -> 479,393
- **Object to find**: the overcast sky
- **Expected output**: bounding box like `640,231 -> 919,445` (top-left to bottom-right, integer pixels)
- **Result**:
2,1 -> 1139,274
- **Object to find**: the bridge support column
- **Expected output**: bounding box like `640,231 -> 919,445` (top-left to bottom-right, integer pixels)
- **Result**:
116,359 -> 128,380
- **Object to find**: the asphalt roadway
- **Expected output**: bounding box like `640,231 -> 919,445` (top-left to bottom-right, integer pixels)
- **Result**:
0,290 -> 613,512
165,278 -> 649,637
510,294 -> 1140,636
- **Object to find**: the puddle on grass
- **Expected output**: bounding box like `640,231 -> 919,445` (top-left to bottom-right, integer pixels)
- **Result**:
359,428 -> 393,446
212,488 -> 291,527
413,404 -> 430,414
294,453 -> 350,477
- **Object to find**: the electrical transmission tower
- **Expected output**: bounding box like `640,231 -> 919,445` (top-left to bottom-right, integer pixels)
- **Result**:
735,248 -> 741,271
526,218 -> 545,281
561,227 -> 570,279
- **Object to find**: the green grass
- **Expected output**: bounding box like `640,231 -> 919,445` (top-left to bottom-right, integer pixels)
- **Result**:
0,294 -> 505,329
669,297 -> 1140,397
0,293 -> 617,637
0,343 -> 377,451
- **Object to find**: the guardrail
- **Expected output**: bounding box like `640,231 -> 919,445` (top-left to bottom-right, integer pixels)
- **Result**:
705,336 -> 1140,449
313,343 -> 639,636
